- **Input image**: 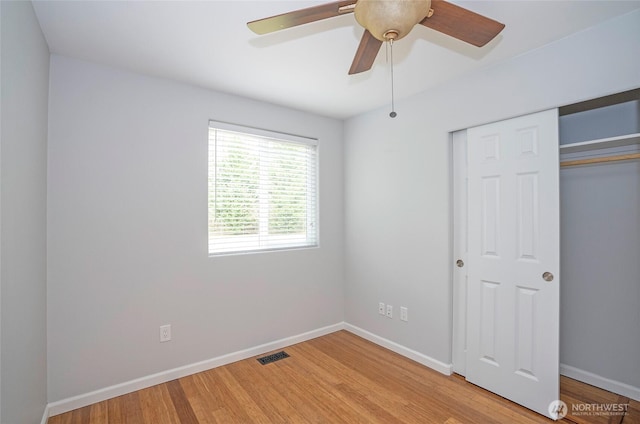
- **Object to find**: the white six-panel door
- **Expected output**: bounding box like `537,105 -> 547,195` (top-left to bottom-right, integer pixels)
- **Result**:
465,109 -> 560,419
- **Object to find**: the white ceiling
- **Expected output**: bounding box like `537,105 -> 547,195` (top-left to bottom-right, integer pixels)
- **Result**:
32,0 -> 640,119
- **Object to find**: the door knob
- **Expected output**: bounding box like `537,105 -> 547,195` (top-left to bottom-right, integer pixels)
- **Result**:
542,272 -> 554,282
456,259 -> 464,268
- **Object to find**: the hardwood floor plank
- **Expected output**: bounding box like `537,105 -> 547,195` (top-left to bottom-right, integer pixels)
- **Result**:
206,366 -> 270,423
435,378 -> 545,424
138,383 -> 181,423
301,345 -> 412,414
560,376 -> 630,424
69,404 -> 91,424
321,336 -> 462,421
112,391 -> 145,423
166,379 -> 199,424
176,374 -> 220,424
47,410 -> 71,424
288,340 -> 410,422
260,356 -> 356,423
624,398 -> 640,424
609,396 -> 627,424
88,401 -> 108,424
105,395 -> 123,424
47,330 -> 635,424
225,355 -> 309,422
309,332 -> 542,423
274,346 -> 384,423
276,355 -> 377,423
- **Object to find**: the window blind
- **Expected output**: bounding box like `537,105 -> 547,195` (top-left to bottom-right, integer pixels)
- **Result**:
208,121 -> 318,255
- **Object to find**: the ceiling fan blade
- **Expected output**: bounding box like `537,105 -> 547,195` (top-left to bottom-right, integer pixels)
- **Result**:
349,30 -> 383,75
420,0 -> 505,47
247,1 -> 356,35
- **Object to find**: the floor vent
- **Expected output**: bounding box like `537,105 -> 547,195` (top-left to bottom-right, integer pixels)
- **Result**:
257,351 -> 290,365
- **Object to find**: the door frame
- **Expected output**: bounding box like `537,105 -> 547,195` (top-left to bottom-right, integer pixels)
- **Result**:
451,129 -> 468,376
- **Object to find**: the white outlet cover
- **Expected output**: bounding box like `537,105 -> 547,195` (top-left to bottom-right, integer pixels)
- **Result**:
386,305 -> 393,318
160,324 -> 171,342
378,302 -> 385,315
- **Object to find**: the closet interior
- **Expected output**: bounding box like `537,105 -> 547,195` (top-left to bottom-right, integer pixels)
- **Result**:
558,88 -> 640,400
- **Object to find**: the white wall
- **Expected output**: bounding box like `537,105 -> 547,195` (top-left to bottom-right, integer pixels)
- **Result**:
0,1 -> 50,423
47,55 -> 344,402
344,10 -> 640,367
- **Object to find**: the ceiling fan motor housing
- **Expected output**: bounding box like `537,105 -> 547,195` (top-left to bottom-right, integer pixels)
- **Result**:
354,0 -> 432,41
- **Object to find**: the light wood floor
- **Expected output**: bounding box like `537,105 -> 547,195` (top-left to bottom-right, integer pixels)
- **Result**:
48,330 -> 638,423
560,375 -> 637,424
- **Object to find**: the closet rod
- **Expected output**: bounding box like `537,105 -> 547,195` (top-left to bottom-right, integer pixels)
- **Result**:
561,153 -> 640,168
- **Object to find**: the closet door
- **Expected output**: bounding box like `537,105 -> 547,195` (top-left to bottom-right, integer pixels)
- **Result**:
466,109 -> 561,419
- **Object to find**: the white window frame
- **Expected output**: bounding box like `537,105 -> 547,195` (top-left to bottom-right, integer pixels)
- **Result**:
208,120 -> 319,256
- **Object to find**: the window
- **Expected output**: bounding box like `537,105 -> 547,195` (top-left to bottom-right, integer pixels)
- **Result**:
208,121 -> 318,255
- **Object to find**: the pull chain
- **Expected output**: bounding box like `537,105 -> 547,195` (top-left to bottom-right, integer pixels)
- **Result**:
389,38 -> 397,118
385,39 -> 389,63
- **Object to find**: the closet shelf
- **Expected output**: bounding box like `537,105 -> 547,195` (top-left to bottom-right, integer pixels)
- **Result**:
559,133 -> 640,153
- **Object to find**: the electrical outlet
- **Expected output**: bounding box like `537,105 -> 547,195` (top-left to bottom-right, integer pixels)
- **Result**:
400,307 -> 408,322
378,302 -> 385,315
386,304 -> 393,319
160,324 -> 171,342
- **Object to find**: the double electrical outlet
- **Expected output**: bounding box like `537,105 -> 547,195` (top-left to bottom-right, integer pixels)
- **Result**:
379,302 -> 408,322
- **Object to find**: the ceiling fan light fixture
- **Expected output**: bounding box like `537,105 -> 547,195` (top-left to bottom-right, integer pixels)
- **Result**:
354,0 -> 432,42
248,0 -> 505,75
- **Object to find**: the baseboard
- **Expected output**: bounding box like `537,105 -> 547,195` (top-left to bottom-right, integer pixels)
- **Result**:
41,404 -> 50,424
344,323 -> 453,376
47,322 -> 345,418
560,363 -> 640,401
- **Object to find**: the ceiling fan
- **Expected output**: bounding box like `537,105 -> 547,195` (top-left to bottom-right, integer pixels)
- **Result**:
247,0 -> 505,75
